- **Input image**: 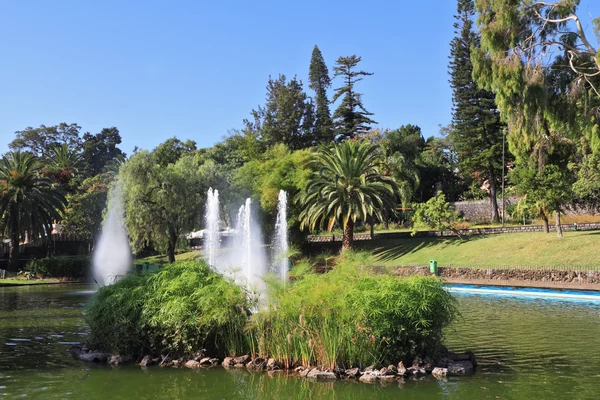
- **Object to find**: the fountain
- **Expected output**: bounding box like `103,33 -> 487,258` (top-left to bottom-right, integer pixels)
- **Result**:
204,188 -> 221,269
92,181 -> 132,287
272,190 -> 289,284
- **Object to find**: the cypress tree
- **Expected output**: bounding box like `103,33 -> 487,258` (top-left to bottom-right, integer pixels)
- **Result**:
449,0 -> 504,222
308,45 -> 333,144
332,55 -> 376,141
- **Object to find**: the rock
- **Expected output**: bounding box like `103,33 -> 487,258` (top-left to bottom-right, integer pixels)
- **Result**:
198,357 -> 212,365
379,375 -> 397,382
299,368 -> 311,378
184,360 -> 201,369
246,357 -> 266,371
69,346 -> 110,363
431,367 -> 448,377
407,366 -> 426,376
209,358 -> 220,366
359,373 -> 379,383
108,355 -> 132,366
363,365 -> 377,373
397,361 -> 407,376
345,367 -> 361,378
193,350 -> 206,361
222,357 -> 234,368
266,358 -> 279,370
306,369 -> 337,380
139,355 -> 154,367
447,361 -> 474,376
233,355 -> 251,365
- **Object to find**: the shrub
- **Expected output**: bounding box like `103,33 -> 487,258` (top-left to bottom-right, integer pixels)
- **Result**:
85,260 -> 253,358
24,256 -> 89,279
253,251 -> 456,369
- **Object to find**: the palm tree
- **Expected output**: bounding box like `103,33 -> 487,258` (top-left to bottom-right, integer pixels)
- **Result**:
297,141 -> 398,251
44,144 -> 84,188
0,152 -> 67,271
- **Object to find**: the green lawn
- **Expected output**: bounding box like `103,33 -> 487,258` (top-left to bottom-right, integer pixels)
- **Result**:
134,250 -> 201,266
356,230 -> 600,269
0,278 -> 63,287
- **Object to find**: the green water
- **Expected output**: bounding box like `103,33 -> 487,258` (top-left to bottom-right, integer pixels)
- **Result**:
1,285 -> 600,399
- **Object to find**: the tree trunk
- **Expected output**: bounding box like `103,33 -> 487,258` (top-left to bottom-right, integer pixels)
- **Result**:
8,229 -> 19,272
167,231 -> 177,264
540,210 -> 550,233
383,208 -> 389,230
488,170 -> 500,223
342,219 -> 354,251
370,217 -> 375,239
555,207 -> 563,238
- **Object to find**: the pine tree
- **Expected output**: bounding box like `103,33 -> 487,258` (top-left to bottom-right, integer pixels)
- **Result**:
332,55 -> 376,141
308,45 -> 333,144
249,75 -> 315,150
448,0 -> 504,222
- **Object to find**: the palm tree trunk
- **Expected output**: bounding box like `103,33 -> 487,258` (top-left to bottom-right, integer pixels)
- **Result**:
342,219 -> 354,251
8,231 -> 19,272
555,207 -> 563,238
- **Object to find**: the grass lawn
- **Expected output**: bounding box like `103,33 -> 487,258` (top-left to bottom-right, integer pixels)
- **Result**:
0,278 -> 63,287
134,250 -> 201,266
356,230 -> 600,269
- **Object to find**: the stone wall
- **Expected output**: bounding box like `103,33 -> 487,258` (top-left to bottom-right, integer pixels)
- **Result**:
450,197 -> 520,223
394,266 -> 600,287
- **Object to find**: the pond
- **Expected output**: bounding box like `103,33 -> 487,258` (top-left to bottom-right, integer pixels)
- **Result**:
1,284 -> 599,399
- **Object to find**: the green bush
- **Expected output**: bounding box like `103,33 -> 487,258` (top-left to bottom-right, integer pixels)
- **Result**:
85,260 -> 253,358
24,256 -> 89,279
253,252 -> 456,369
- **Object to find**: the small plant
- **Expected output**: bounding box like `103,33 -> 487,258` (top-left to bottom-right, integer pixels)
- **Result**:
412,192 -> 462,237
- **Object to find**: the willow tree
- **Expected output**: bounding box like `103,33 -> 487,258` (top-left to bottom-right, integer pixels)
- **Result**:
119,150 -> 222,263
297,141 -> 397,250
471,0 -> 593,231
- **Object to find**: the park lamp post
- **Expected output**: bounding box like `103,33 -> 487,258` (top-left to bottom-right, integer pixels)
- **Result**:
501,128 -> 506,227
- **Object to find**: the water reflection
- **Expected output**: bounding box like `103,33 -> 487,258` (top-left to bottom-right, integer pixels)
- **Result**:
1,285 -> 600,399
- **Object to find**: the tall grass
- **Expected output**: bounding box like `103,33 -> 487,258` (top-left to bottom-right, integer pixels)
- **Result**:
252,251 -> 457,369
85,260 -> 253,358
86,253 -> 456,368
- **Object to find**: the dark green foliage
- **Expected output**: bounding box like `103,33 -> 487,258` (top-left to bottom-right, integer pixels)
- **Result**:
152,137 -> 197,167
24,256 -> 89,279
308,45 -> 334,144
412,191 -> 459,235
62,174 -> 111,241
81,127 -> 125,176
9,123 -> 82,157
0,152 -> 67,271
85,260 -> 252,357
248,75 -> 315,150
254,252 -> 456,369
332,55 -> 376,140
449,0 -> 504,222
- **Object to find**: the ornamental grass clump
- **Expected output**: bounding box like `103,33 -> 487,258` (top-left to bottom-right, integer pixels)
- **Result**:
253,251 -> 457,369
85,260 -> 253,358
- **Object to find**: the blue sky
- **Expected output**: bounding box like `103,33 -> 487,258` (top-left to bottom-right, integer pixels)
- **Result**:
1,0 -> 599,155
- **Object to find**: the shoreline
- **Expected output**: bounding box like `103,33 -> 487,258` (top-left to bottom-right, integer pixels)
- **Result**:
69,346 -> 477,383
394,266 -> 600,291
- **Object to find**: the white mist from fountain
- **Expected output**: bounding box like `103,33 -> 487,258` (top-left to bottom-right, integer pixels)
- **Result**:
204,188 -> 221,269
272,190 -> 289,284
223,198 -> 267,292
92,181 -> 132,287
